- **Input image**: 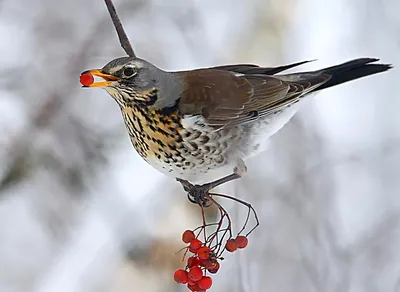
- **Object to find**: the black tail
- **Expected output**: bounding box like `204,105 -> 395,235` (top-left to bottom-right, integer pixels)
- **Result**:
314,58 -> 392,91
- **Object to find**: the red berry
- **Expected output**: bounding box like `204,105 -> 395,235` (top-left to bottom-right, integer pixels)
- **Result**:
173,269 -> 188,284
79,73 -> 94,87
187,283 -> 200,291
200,259 -> 213,268
225,239 -> 238,252
189,239 -> 202,253
187,256 -> 202,268
182,230 -> 195,243
187,278 -> 196,286
197,246 -> 211,260
188,266 -> 203,282
236,235 -> 248,249
198,276 -> 213,290
207,262 -> 220,274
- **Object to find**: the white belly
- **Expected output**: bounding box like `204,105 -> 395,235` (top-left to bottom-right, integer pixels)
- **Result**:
239,99 -> 308,159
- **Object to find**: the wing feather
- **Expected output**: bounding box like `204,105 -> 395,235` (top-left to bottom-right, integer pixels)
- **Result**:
178,66 -> 330,130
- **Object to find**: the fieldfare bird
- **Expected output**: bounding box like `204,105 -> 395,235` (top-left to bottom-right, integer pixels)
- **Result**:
81,56 -> 391,202
80,0 -> 391,204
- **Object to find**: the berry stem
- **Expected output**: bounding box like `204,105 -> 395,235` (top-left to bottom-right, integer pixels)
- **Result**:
211,193 -> 260,237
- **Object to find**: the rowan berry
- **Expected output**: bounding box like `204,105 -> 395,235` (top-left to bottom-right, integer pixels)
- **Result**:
189,238 -> 202,253
197,246 -> 211,260
187,283 -> 200,291
207,261 -> 220,274
79,73 -> 94,86
173,269 -> 188,284
188,266 -> 203,282
225,239 -> 238,252
198,276 -> 213,290
200,259 -> 213,269
187,256 -> 201,268
187,278 -> 196,286
236,235 -> 248,249
182,230 -> 195,243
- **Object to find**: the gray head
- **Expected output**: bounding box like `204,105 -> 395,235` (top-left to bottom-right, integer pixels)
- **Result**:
81,56 -> 179,108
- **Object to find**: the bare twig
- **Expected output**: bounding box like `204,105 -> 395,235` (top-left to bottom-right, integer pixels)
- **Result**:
104,0 -> 135,57
0,5 -> 129,191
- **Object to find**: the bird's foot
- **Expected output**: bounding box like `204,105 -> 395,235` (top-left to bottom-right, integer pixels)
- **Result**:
176,178 -> 212,207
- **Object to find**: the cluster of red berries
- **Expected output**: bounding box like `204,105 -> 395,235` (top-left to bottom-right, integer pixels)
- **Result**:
174,230 -> 249,291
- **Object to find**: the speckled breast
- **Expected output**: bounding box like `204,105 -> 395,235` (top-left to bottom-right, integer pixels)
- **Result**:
120,105 -> 240,178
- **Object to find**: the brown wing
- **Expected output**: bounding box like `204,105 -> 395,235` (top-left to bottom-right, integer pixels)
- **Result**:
178,69 -> 254,129
179,68 -> 330,130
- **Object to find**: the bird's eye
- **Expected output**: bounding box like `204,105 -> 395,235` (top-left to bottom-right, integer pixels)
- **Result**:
123,67 -> 136,77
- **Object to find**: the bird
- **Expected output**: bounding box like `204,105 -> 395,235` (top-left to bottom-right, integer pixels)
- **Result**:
81,57 -> 391,203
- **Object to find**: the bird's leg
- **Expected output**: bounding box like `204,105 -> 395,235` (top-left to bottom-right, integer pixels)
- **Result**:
177,173 -> 241,207
177,159 -> 247,207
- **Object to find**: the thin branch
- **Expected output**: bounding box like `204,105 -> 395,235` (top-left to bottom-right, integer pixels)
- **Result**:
0,5 -> 131,191
104,0 -> 135,57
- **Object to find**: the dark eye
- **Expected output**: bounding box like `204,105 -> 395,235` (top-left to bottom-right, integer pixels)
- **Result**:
123,67 -> 136,77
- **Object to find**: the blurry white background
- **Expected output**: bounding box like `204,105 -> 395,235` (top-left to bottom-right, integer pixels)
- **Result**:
0,0 -> 399,291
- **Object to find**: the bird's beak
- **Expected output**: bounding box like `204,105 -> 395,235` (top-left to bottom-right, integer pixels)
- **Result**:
82,69 -> 121,87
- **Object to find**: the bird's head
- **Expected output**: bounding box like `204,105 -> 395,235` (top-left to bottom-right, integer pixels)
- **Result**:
81,57 -> 167,106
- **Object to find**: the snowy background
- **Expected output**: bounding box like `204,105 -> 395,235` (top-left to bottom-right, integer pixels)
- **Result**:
0,0 -> 399,291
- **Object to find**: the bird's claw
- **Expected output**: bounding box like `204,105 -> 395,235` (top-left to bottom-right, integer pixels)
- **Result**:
176,178 -> 212,207
176,178 -> 193,192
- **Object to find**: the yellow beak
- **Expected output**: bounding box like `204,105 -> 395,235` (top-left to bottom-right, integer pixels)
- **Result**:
81,69 -> 121,87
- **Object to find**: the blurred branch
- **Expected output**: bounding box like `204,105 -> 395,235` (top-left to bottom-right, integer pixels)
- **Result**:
347,213 -> 400,259
0,1 -> 143,193
0,22 -> 103,191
